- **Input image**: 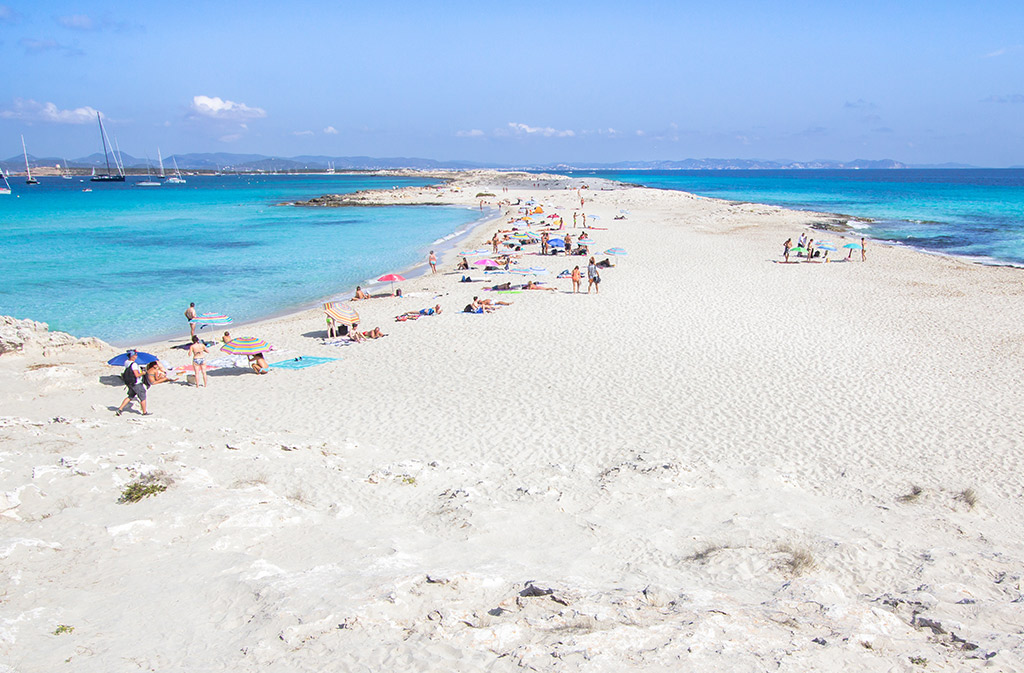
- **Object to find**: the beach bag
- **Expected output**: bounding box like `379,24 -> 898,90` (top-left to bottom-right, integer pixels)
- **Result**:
121,365 -> 137,388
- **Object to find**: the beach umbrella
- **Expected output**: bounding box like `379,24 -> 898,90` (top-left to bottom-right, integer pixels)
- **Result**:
107,351 -> 158,366
604,247 -> 628,256
324,302 -> 359,325
221,337 -> 270,355
842,243 -> 863,250
474,258 -> 500,267
789,246 -> 807,255
190,313 -> 233,327
548,238 -> 565,248
817,244 -> 837,252
377,273 -> 405,294
589,215 -> 601,220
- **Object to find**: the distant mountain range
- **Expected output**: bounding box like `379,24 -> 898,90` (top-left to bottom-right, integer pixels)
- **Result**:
3,153 -> 983,173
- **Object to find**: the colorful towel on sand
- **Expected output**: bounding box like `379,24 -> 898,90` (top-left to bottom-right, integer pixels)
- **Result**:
269,356 -> 339,370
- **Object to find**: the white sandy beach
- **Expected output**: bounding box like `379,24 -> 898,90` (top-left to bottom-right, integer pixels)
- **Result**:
2,170 -> 1023,672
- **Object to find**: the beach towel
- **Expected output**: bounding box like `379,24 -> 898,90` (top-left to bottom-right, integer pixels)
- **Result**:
321,338 -> 355,347
269,356 -> 339,370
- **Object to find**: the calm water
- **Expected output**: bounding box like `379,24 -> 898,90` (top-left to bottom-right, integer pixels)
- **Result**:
572,169 -> 1024,266
0,174 -> 482,344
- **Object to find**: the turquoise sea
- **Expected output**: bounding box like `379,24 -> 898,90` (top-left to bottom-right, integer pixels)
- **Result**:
0,175 -> 484,345
571,169 -> 1024,267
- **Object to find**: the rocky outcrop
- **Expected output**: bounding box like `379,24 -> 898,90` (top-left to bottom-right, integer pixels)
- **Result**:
0,316 -> 108,357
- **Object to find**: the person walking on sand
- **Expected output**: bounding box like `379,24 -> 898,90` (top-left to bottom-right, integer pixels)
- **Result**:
861,237 -> 866,262
573,212 -> 578,227
783,238 -> 792,263
188,335 -> 209,388
185,302 -> 197,338
115,350 -> 149,416
571,265 -> 582,293
587,257 -> 600,294
428,250 -> 437,274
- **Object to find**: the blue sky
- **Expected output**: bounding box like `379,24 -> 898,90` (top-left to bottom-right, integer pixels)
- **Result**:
2,1 -> 1023,166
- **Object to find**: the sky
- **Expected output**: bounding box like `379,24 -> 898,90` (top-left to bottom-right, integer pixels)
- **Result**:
2,0 -> 1023,166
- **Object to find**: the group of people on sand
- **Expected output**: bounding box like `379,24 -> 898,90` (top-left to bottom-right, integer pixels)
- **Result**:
115,350 -> 171,416
782,234 -> 867,264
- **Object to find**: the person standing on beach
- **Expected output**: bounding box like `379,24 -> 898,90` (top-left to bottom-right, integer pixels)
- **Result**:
861,237 -> 866,262
428,250 -> 437,274
797,233 -> 807,256
587,257 -> 600,294
116,350 -> 149,416
783,238 -> 792,263
573,212 -> 578,227
571,265 -> 581,293
185,302 -> 197,338
188,336 -> 209,388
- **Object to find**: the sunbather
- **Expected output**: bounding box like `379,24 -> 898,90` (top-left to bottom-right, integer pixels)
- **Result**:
396,305 -> 442,320
524,280 -> 556,291
248,353 -> 269,375
352,286 -> 370,301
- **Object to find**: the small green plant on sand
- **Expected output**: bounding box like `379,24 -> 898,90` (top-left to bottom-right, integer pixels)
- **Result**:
897,485 -> 924,504
53,624 -> 74,635
775,544 -> 816,576
400,475 -> 417,486
909,656 -> 928,666
118,476 -> 168,504
957,488 -> 978,509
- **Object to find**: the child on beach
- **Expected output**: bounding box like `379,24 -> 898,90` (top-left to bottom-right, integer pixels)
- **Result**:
428,250 -> 437,273
572,265 -> 581,293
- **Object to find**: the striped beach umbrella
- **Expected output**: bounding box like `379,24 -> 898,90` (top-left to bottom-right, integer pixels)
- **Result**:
604,247 -> 627,256
221,337 -> 270,355
324,302 -> 359,325
190,313 -> 233,326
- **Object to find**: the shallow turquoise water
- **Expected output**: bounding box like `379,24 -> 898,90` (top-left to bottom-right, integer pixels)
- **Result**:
571,169 -> 1024,266
0,174 -> 481,344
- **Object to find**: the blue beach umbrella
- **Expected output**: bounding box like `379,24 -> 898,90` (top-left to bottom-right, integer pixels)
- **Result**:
107,351 -> 158,366
843,243 -> 863,250
604,247 -> 628,256
548,238 -> 565,248
817,244 -> 837,252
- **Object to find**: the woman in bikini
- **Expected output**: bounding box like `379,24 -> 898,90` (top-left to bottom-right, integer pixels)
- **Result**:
188,335 -> 209,387
571,266 -> 582,293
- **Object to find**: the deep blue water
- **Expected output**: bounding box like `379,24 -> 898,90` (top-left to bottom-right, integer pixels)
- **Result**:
0,174 -> 481,344
569,169 -> 1024,266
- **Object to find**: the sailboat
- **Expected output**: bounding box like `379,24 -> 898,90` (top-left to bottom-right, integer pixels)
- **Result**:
157,148 -> 166,180
165,156 -> 186,184
21,136 -> 39,185
325,161 -> 335,174
0,169 -> 11,195
60,159 -> 73,179
137,154 -> 161,187
90,112 -> 125,182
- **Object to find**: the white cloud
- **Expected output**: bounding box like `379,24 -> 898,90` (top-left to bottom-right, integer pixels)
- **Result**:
983,45 -> 1022,58
456,129 -> 485,137
292,130 -> 314,136
191,95 -> 266,121
506,122 -> 575,138
0,98 -> 99,123
57,14 -> 94,30
219,133 -> 243,143
323,126 -> 338,135
19,37 -> 83,56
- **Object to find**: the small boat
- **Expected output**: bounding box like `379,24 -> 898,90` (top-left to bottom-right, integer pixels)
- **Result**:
325,161 -> 335,174
21,136 -> 39,185
61,158 -> 73,179
165,155 -> 186,184
0,169 -> 11,195
91,112 -> 125,182
136,154 -> 162,187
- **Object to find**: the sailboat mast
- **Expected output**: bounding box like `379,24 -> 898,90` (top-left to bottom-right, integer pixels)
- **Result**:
97,113 -> 114,176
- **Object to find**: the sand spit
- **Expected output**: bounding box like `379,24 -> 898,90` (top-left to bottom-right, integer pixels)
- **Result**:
1,170 -> 1023,672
